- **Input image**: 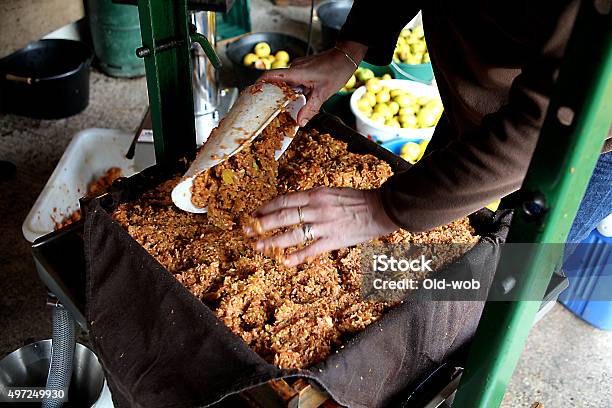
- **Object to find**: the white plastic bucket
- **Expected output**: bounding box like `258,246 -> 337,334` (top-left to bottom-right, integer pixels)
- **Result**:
349,79 -> 440,143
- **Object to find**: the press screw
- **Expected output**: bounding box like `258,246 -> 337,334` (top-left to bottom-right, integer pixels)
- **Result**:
136,39 -> 185,58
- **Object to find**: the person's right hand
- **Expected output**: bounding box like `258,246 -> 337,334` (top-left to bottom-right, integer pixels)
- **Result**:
259,41 -> 368,127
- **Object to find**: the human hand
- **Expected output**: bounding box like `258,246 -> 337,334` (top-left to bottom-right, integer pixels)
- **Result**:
244,187 -> 399,267
259,41 -> 367,127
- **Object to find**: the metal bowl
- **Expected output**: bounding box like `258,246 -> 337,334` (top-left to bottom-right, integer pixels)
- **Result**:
0,340 -> 105,407
0,39 -> 93,119
226,32 -> 309,88
316,0 -> 353,50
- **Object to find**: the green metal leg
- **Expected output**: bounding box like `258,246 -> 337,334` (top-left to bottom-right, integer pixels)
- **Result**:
453,3 -> 611,407
137,0 -> 197,163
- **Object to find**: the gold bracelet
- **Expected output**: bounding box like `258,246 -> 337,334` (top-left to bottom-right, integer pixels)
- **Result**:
333,46 -> 358,69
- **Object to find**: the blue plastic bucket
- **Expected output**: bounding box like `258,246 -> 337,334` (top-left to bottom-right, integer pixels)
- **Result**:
560,228 -> 612,331
381,138 -> 424,155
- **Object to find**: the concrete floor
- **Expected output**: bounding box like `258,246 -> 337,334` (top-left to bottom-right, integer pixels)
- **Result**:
1,1 -> 611,406
502,304 -> 611,407
0,72 -> 149,357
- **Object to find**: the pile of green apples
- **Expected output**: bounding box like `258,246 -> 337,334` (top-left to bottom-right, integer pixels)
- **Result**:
243,42 -> 291,70
340,67 -> 392,93
393,25 -> 430,65
356,78 -> 443,129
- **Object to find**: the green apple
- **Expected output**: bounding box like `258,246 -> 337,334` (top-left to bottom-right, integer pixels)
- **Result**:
400,142 -> 421,163
365,78 -> 383,93
399,106 -> 415,116
374,103 -> 392,119
415,139 -> 429,161
275,50 -> 290,63
399,114 -> 417,128
357,98 -> 371,112
417,108 -> 438,128
425,99 -> 443,116
394,93 -> 415,108
406,54 -> 422,65
412,25 -> 425,39
345,75 -> 357,90
398,43 -> 411,55
390,89 -> 404,98
416,96 -> 432,106
407,32 -> 420,44
271,60 -> 287,69
385,117 -> 401,128
254,58 -> 271,70
411,41 -> 427,54
243,53 -> 258,66
423,52 -> 431,63
356,68 -> 375,82
364,91 -> 377,107
370,112 -> 385,124
376,91 -> 391,103
388,101 -> 400,115
254,42 -> 271,58
486,199 -> 501,212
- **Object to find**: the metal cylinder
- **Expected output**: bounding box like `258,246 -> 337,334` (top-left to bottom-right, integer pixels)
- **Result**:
191,11 -> 220,145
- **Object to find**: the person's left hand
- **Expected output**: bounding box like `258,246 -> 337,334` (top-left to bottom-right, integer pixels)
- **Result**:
244,187 -> 399,267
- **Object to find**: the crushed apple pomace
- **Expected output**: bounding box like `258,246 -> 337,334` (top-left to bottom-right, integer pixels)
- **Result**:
190,112 -> 295,230
112,128 -> 479,369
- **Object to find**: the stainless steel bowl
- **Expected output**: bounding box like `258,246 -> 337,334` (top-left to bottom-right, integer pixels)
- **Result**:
317,0 -> 354,50
0,340 -> 105,407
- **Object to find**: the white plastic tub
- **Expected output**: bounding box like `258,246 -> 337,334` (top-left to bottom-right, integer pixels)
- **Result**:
350,79 -> 440,143
22,128 -> 156,243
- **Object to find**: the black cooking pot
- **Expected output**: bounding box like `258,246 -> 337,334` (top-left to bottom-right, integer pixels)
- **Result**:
226,32 -> 309,89
0,39 -> 93,119
317,0 -> 353,51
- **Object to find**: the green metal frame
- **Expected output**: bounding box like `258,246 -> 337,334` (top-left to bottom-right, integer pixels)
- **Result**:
453,3 -> 611,407
137,0 -> 197,163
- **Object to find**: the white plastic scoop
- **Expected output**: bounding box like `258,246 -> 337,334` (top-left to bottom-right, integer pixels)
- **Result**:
172,82 -> 306,213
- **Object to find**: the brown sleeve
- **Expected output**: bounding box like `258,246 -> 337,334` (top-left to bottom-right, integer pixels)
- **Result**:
337,1 -> 421,65
380,9 -> 577,232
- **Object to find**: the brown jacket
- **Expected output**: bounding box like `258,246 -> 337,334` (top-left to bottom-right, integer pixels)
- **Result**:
339,0 -> 610,231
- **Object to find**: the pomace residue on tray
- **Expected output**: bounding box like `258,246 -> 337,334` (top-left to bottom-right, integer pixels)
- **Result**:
54,167 -> 123,230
